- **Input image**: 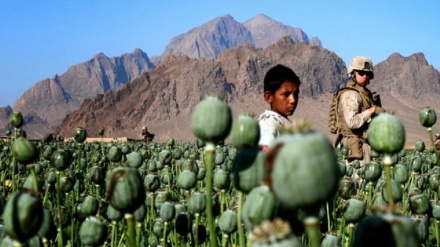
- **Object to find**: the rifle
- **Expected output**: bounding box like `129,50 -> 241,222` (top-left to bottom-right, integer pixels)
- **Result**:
372,92 -> 382,107
334,133 -> 343,148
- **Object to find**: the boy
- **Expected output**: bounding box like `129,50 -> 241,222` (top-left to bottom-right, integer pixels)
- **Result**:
258,64 -> 301,151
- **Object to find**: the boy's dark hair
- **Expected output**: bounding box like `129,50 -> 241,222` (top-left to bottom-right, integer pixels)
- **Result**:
264,64 -> 301,94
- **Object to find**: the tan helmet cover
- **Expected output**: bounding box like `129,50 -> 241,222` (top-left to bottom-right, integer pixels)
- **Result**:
348,56 -> 374,74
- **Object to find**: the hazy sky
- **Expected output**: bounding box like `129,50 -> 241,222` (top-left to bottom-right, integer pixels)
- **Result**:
1,0 -> 439,107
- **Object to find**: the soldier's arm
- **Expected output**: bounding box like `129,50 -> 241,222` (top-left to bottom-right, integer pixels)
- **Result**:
340,91 -> 373,129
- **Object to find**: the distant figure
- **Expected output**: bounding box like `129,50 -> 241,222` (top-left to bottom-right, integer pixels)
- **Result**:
141,126 -> 155,142
435,133 -> 440,150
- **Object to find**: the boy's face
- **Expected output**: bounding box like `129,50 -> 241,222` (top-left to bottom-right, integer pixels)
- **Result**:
264,80 -> 300,118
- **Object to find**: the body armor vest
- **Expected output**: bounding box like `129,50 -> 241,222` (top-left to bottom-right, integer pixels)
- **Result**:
337,80 -> 375,160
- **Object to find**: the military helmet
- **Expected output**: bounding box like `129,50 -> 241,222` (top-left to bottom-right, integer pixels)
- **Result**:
436,133 -> 440,138
348,56 -> 374,76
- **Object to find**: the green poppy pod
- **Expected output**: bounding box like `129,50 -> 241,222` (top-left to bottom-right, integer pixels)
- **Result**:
231,147 -> 267,193
191,96 -> 232,144
22,174 -> 43,192
176,169 -> 197,190
147,234 -> 159,246
271,131 -> 339,209
214,150 -> 225,166
218,210 -> 238,234
159,149 -> 172,165
197,166 -> 206,181
107,146 -> 122,162
154,191 -> 169,210
153,218 -> 170,238
213,167 -> 230,190
242,185 -> 277,231
88,166 -> 104,185
81,195 -> 99,218
192,224 -> 207,245
144,174 -> 161,192
79,217 -> 107,246
187,192 -> 206,216
429,173 -> 440,191
321,233 -> 341,247
159,167 -> 174,185
167,137 -> 175,147
106,167 -> 145,214
174,204 -> 188,219
172,148 -> 182,160
121,144 -> 131,155
393,164 -> 409,184
414,174 -> 428,190
9,112 -> 24,128
50,149 -> 72,171
338,161 -> 347,177
3,191 -> 43,242
73,127 -> 87,143
60,175 -> 75,193
432,203 -> 440,220
159,202 -> 176,222
42,145 -> 53,161
175,213 -> 192,236
414,140 -> 425,152
126,151 -> 143,168
230,114 -> 260,149
11,137 -> 38,165
342,198 -> 366,223
411,155 -> 422,172
381,179 -> 403,203
133,203 -> 147,222
367,113 -> 406,154
419,107 -> 437,128
409,193 -> 430,214
37,208 -> 56,240
338,177 -> 357,200
364,161 -> 383,182
106,205 -> 123,222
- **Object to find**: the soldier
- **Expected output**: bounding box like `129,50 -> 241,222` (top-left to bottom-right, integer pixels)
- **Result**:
337,56 -> 385,166
141,126 -> 155,142
435,133 -> 440,150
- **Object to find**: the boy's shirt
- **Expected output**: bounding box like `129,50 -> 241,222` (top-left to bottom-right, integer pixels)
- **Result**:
258,109 -> 291,147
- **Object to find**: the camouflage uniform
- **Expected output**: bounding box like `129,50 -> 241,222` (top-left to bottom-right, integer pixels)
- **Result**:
435,134 -> 440,150
338,80 -> 374,165
258,109 -> 291,147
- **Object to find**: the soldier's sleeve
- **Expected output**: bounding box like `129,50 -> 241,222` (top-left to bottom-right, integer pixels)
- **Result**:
340,91 -> 373,129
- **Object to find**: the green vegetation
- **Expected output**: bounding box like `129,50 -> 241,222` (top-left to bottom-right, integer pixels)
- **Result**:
0,105 -> 439,247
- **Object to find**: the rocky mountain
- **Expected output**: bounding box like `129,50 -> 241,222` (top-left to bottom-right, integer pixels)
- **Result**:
53,36 -> 346,139
55,37 -> 440,147
371,53 -> 440,97
5,49 -> 155,137
243,14 -> 312,48
161,14 -> 320,61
